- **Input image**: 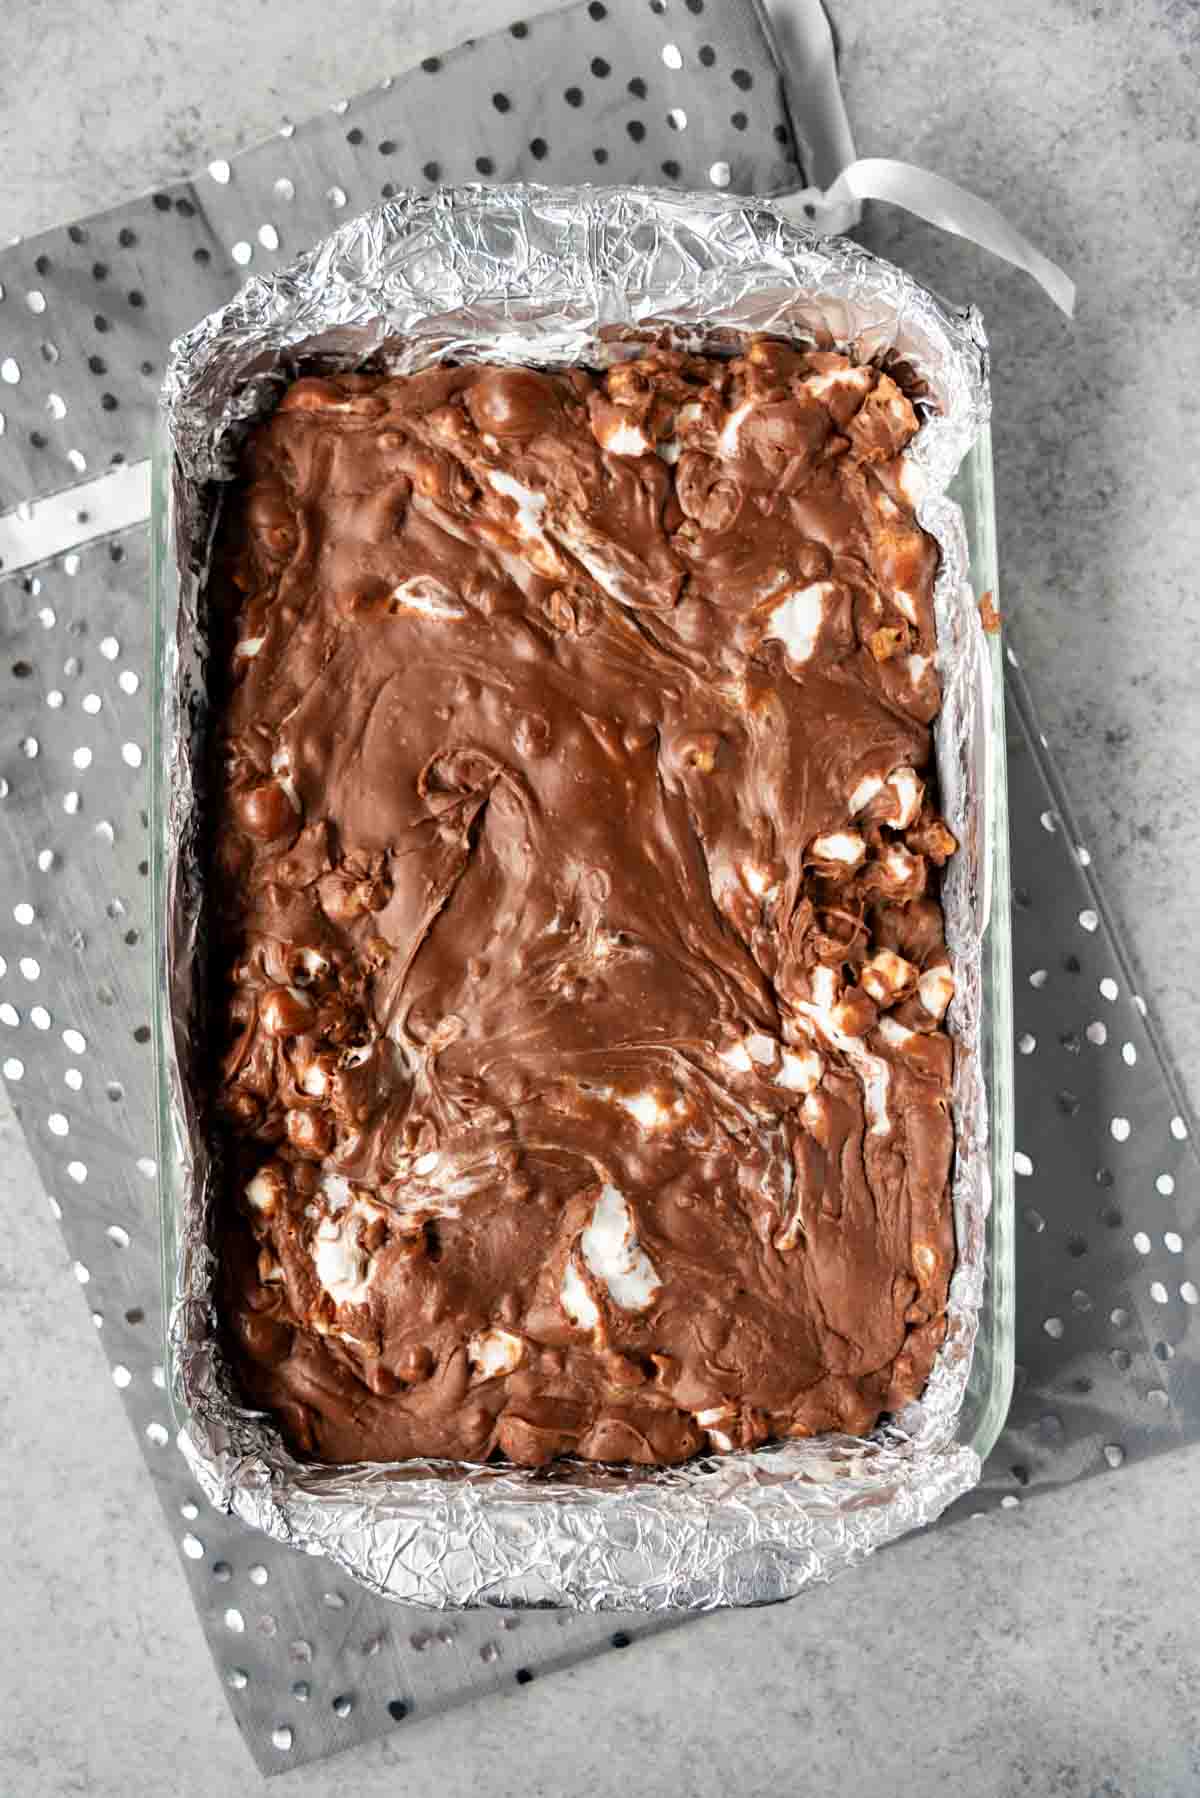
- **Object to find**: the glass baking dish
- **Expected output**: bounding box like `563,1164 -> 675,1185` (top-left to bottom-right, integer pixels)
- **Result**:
150,385 -> 1014,1504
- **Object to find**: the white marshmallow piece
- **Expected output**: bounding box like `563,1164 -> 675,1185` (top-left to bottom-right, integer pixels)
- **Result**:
764,582 -> 835,667
468,1327 -> 524,1380
581,1184 -> 661,1311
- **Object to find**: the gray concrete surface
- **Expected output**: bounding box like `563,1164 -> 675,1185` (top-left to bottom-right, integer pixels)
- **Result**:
2,1 -> 1199,1793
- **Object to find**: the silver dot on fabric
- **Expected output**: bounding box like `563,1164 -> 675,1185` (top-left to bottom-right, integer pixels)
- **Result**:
136,1156 -> 157,1179
291,1680 -> 311,1702
37,850 -> 56,872
73,747 -> 93,770
73,1261 -> 90,1284
208,159 -> 232,183
46,688 -> 64,708
709,161 -> 732,188
1039,809 -> 1056,833
323,1590 -> 347,1610
105,1224 -> 130,1248
226,1668 -> 249,1691
26,289 -> 46,314
332,1694 -> 354,1719
1156,1173 -> 1175,1196
13,900 -> 35,924
661,41 -> 683,68
82,692 -> 102,714
146,1421 -> 169,1446
1099,977 -> 1119,1002
1028,968 -> 1048,989
1121,1041 -> 1137,1066
1180,1282 -> 1198,1305
66,1160 -> 87,1183
121,742 -> 143,768
46,392 -> 67,420
1014,1150 -> 1033,1177
20,957 -> 41,980
119,669 -> 140,695
1078,908 -> 1098,932
1170,1115 -> 1189,1141
180,1500 -> 199,1520
1,357 -> 21,384
667,107 -> 688,129
258,224 -> 280,251
327,186 -> 348,209
151,1364 -> 165,1388
1103,1443 -> 1125,1469
1133,1232 -> 1151,1255
271,1726 -> 293,1753
31,1005 -> 52,1030
231,241 -> 253,265
62,1027 -> 86,1053
1000,1494 -> 1020,1510
274,177 -> 295,202
2,1057 -> 24,1080
112,1363 -> 132,1388
1149,1281 -> 1169,1304
0,1003 -> 21,1027
95,820 -> 115,844
224,1608 -> 245,1633
248,1563 -> 269,1587
1110,1117 -> 1131,1143
1164,1232 -> 1183,1254
100,635 -> 119,659
1110,1306 -> 1130,1328
1086,1021 -> 1107,1045
1017,1033 -> 1036,1055
1133,994 -> 1148,1016
47,1112 -> 69,1136
1043,1316 -> 1064,1339
181,1534 -> 204,1560
48,1196 -> 62,1221
63,791 -> 80,815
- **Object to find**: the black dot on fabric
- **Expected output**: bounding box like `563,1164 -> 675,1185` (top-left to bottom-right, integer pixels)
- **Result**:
93,314 -> 109,333
133,1025 -> 151,1044
176,196 -> 196,218
387,1700 -> 408,1721
118,227 -> 137,247
29,431 -> 46,449
421,55 -> 442,72
698,44 -> 716,66
731,111 -> 747,131
152,192 -> 171,211
125,1307 -> 145,1325
140,360 -> 154,376
529,137 -> 548,160
611,1631 -> 631,1649
88,354 -> 106,375
111,544 -> 125,563
92,261 -> 108,280
68,224 -> 86,245
650,0 -> 666,13
661,158 -> 680,178
564,86 -> 583,106
510,19 -> 528,35
11,660 -> 33,677
627,120 -> 646,143
422,161 -> 441,181
493,92 -> 511,112
192,246 -> 211,265
379,138 -> 397,155
475,156 -> 494,176
686,0 -> 703,10
35,254 -> 51,276
101,393 -> 118,412
347,127 -> 364,145
588,1 -> 607,16
515,1669 -> 534,1686
128,290 -> 145,308
380,182 -> 396,199
1011,1464 -> 1030,1487
591,57 -> 611,77
774,123 -> 791,146
1067,1234 -> 1088,1257
628,76 -> 648,98
731,67 -> 753,90
593,147 -> 609,165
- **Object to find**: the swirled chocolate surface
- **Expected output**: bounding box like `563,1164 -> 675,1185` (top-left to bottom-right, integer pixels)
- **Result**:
210,340 -> 957,1467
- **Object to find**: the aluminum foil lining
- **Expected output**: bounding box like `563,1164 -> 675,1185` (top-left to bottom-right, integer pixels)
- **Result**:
160,183 -> 993,1612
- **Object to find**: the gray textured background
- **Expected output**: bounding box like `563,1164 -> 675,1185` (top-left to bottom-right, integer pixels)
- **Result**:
3,1 -> 1199,1793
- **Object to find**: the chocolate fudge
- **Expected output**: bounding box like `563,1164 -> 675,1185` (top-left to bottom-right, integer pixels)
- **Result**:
210,339 -> 958,1467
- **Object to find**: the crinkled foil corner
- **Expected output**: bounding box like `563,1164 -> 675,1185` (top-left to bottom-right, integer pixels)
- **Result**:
160,184 -> 993,1611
